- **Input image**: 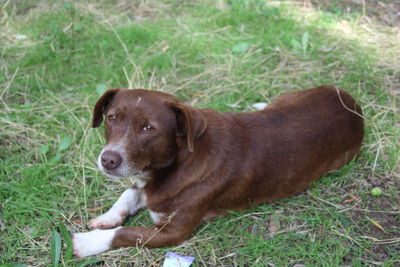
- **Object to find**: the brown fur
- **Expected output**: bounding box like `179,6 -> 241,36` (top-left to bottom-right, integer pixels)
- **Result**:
92,85 -> 364,249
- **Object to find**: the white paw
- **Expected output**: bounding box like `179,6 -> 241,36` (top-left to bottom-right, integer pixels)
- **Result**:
73,227 -> 120,258
88,211 -> 125,230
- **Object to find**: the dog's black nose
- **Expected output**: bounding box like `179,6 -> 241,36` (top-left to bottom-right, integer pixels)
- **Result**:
101,150 -> 122,170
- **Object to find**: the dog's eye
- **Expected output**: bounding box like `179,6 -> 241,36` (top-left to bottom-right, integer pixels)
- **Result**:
107,114 -> 116,122
141,124 -> 156,134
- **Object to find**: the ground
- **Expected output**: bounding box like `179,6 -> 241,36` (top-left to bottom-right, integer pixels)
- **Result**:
0,0 -> 399,266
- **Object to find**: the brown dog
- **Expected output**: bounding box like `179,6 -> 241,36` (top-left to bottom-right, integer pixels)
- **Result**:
73,85 -> 364,257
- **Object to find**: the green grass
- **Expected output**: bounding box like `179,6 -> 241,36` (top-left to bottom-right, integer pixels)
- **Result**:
1,0 -> 399,266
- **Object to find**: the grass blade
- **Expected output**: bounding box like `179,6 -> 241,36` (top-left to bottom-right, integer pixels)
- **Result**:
58,136 -> 73,151
77,258 -> 103,267
50,229 -> 62,267
302,32 -> 309,55
96,83 -> 107,96
59,223 -> 73,261
232,43 -> 250,53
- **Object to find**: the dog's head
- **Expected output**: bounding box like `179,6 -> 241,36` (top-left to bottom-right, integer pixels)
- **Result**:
92,89 -> 207,178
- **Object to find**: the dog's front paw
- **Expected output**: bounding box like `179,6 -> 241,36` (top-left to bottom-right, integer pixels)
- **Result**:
73,228 -> 120,258
88,211 -> 125,230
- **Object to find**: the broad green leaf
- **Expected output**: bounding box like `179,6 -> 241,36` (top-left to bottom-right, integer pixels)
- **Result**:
73,24 -> 84,32
50,230 -> 62,267
291,39 -> 301,51
63,2 -> 74,10
96,83 -> 107,96
232,43 -> 250,53
59,223 -> 73,261
302,32 -> 309,55
58,136 -> 73,151
50,152 -> 63,163
3,264 -> 27,267
39,144 -> 50,157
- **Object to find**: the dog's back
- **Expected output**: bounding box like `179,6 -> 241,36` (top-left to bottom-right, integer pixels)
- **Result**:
208,85 -> 364,210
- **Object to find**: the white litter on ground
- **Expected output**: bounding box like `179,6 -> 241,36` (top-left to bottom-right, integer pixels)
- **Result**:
252,102 -> 268,110
163,252 -> 195,267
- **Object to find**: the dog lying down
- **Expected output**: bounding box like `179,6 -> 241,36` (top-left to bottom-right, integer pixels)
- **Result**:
73,85 -> 364,257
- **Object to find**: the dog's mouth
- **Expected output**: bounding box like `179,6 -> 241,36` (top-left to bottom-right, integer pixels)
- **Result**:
102,169 -> 125,179
102,168 -> 143,179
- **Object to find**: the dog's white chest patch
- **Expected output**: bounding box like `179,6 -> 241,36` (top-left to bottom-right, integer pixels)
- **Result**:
129,174 -> 149,189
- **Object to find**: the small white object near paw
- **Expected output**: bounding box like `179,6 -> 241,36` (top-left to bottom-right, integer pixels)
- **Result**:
252,102 -> 268,110
73,227 -> 120,258
149,210 -> 166,225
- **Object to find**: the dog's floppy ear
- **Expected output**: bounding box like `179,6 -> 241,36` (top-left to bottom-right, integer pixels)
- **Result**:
92,89 -> 120,128
168,102 -> 207,153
